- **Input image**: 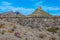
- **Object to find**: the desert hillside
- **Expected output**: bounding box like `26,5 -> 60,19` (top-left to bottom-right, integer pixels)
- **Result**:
0,7 -> 60,40
0,19 -> 60,40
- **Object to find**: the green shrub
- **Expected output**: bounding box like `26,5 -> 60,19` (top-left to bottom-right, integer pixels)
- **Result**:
0,24 -> 5,28
47,27 -> 59,33
39,34 -> 46,38
50,37 -> 56,40
58,31 -> 60,36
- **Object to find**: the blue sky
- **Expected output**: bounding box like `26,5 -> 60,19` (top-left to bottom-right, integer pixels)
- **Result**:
0,0 -> 60,16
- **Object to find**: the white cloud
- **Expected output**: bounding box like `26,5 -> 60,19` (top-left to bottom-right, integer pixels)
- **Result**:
42,6 -> 60,11
41,6 -> 60,16
11,7 -> 34,15
1,1 -> 11,6
35,1 -> 60,11
0,1 -> 34,15
35,1 -> 44,6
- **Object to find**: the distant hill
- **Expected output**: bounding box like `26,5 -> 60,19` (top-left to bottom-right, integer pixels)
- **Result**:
0,11 -> 24,17
0,7 -> 54,17
29,7 -> 52,17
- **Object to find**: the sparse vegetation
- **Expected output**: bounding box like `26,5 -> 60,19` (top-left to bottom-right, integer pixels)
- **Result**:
50,37 -> 56,40
0,31 -> 5,35
25,38 -> 28,40
0,23 -> 5,28
0,8 -> 60,40
58,31 -> 60,36
39,34 -> 46,39
47,27 -> 59,33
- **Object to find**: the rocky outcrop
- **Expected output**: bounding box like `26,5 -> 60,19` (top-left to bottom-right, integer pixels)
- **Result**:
29,7 -> 52,17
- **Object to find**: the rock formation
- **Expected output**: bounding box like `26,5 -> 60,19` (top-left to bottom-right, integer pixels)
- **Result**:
29,6 -> 52,17
0,11 -> 24,17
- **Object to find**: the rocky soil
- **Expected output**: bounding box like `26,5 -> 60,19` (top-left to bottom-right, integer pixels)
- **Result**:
0,17 -> 60,40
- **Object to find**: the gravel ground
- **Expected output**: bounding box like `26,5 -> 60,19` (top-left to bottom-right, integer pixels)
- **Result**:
0,20 -> 60,40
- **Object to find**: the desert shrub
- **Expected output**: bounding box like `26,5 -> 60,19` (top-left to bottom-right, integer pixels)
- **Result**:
0,31 -> 5,35
25,38 -> 28,40
1,31 -> 5,35
50,37 -> 56,40
47,27 -> 59,33
39,34 -> 46,39
0,23 -> 5,28
54,27 -> 59,30
58,31 -> 60,36
11,28 -> 15,32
